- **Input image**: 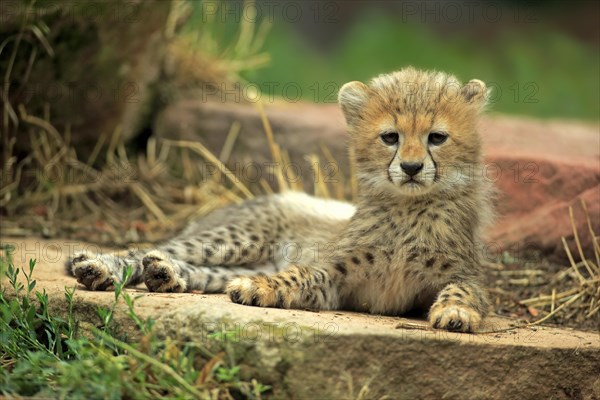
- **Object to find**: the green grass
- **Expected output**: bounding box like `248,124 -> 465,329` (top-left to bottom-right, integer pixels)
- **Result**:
0,251 -> 270,399
252,14 -> 598,120
186,1 -> 598,121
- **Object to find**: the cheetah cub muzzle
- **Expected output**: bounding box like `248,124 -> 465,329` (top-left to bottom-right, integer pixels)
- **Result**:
67,67 -> 493,333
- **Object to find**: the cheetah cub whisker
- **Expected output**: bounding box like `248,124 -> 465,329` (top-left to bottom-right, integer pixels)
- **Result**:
66,67 -> 493,333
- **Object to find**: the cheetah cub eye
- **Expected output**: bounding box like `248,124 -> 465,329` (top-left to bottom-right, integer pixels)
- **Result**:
380,132 -> 399,146
428,132 -> 448,146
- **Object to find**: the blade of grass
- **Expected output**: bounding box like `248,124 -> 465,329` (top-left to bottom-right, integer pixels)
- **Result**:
562,237 -> 586,285
255,101 -> 288,191
163,139 -> 253,199
579,199 -> 600,272
95,330 -> 204,398
219,121 -> 241,163
569,205 -> 594,277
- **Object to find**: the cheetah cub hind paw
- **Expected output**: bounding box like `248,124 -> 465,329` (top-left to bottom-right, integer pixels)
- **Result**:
142,250 -> 186,293
429,303 -> 482,333
70,252 -> 117,291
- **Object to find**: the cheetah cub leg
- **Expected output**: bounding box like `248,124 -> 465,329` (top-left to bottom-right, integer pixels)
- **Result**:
429,281 -> 489,333
227,265 -> 338,310
69,250 -> 143,291
142,250 -> 187,293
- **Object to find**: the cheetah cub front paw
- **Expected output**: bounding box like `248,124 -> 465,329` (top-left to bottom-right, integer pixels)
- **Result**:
70,252 -> 117,291
429,302 -> 482,333
142,250 -> 186,293
226,276 -> 283,307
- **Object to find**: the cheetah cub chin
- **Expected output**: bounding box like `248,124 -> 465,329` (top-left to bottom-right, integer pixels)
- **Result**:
67,67 -> 493,333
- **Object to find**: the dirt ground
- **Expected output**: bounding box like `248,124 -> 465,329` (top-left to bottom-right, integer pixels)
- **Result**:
486,256 -> 600,332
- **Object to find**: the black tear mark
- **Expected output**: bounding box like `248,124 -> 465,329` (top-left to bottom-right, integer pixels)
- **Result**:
427,147 -> 438,182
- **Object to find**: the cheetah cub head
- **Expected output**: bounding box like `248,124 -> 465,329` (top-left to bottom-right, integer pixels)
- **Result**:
338,67 -> 489,197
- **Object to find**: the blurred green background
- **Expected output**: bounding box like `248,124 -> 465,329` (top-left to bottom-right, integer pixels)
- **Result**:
186,0 -> 599,121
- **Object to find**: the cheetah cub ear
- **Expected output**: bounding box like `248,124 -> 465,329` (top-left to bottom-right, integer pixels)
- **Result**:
460,79 -> 489,110
338,81 -> 370,125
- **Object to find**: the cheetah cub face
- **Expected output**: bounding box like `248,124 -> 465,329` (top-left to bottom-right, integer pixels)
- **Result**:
339,68 -> 488,196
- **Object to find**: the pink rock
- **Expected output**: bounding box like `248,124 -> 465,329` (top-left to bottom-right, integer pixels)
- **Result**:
480,116 -> 599,263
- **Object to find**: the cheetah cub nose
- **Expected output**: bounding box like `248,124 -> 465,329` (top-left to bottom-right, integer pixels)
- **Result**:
400,162 -> 423,176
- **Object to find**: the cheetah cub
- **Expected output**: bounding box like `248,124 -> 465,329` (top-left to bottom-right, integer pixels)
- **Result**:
67,68 -> 492,332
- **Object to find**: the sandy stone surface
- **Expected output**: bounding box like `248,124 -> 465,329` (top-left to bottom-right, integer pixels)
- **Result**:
3,237 -> 599,398
3,237 -> 598,349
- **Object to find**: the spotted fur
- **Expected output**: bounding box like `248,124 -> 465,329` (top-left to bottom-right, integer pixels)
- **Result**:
67,68 -> 493,332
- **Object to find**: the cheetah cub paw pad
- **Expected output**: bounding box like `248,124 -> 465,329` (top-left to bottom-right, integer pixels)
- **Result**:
142,250 -> 186,293
226,277 -> 283,307
429,303 -> 482,333
70,252 -> 116,291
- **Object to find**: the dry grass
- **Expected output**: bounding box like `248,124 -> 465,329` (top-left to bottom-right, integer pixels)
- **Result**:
0,0 -> 348,247
1,123 -> 222,244
483,200 -> 599,333
164,0 -> 272,90
1,97 -> 350,247
519,200 -> 600,326
335,372 -> 391,400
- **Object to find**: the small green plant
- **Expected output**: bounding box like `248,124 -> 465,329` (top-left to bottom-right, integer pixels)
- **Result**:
0,254 -> 78,361
208,327 -> 242,342
94,264 -> 154,339
216,365 -> 240,382
0,250 -> 271,398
